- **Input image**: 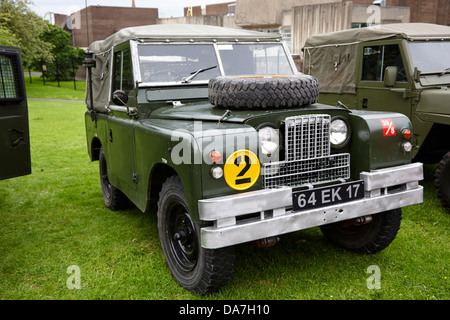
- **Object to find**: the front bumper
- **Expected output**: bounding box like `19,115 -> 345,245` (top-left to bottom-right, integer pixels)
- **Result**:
199,163 -> 423,249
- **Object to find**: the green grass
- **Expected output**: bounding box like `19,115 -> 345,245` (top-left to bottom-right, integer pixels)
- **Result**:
24,75 -> 85,101
0,81 -> 449,300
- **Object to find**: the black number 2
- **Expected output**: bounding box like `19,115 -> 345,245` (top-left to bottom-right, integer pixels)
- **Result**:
234,155 -> 251,185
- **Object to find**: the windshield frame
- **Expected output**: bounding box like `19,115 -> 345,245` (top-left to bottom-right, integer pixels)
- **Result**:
131,40 -> 296,87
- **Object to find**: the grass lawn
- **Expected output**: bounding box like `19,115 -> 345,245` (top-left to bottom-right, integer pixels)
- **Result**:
0,80 -> 448,301
24,75 -> 85,101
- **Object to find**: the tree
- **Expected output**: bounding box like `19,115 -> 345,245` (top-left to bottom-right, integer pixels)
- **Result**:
0,25 -> 16,46
39,22 -> 85,81
0,0 -> 53,68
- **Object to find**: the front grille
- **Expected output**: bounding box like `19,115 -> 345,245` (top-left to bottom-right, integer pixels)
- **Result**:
263,115 -> 350,189
285,114 -> 330,161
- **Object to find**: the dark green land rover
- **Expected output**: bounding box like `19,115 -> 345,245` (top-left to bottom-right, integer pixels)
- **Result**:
84,24 -> 423,294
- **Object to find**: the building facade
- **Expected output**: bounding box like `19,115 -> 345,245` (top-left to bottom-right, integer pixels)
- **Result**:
55,5 -> 158,49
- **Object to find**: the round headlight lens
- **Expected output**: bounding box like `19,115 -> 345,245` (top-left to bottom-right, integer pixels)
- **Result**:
330,119 -> 349,147
211,166 -> 223,179
259,126 -> 280,156
402,141 -> 413,153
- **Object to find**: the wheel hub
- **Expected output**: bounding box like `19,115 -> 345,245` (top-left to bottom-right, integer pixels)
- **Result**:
169,206 -> 198,272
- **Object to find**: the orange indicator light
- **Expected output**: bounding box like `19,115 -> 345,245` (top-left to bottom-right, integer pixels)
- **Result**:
210,150 -> 222,164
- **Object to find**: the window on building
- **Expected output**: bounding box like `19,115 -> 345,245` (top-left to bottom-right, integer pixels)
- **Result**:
351,23 -> 369,28
361,44 -> 407,82
227,3 -> 235,16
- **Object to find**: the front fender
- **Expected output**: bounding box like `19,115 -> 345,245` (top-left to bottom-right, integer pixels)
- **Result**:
349,110 -> 413,177
134,119 -> 203,218
415,88 -> 450,125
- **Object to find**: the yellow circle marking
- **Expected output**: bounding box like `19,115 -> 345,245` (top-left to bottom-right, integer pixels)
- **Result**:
224,150 -> 260,190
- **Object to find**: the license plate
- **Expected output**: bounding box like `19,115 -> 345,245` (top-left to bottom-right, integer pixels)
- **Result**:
292,181 -> 364,212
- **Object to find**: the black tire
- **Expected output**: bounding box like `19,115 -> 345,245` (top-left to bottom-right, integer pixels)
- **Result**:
208,74 -> 319,109
434,151 -> 450,212
157,176 -> 235,294
99,147 -> 128,210
320,209 -> 402,254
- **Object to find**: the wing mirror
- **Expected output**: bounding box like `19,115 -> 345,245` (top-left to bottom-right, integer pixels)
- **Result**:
112,90 -> 128,106
384,66 -> 398,87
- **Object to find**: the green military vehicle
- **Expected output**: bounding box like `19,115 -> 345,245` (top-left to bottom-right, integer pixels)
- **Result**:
83,24 -> 423,294
303,23 -> 450,210
0,45 -> 31,180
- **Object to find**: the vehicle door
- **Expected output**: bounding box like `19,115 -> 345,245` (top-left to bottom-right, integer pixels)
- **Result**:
0,46 -> 31,180
106,43 -> 137,195
356,40 -> 413,118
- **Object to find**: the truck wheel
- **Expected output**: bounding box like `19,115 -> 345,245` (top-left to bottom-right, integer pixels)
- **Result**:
208,74 -> 319,109
99,147 -> 128,210
434,151 -> 450,211
157,176 -> 235,294
320,209 -> 402,254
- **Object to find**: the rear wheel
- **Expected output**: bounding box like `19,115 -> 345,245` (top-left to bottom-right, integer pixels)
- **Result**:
99,147 -> 128,210
157,176 -> 235,294
320,209 -> 402,254
434,151 -> 450,212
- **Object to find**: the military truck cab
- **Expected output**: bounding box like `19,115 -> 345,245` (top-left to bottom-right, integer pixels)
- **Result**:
303,23 -> 450,209
84,24 -> 423,294
0,46 -> 31,180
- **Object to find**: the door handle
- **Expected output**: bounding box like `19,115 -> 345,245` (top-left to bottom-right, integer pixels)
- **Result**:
362,98 -> 368,109
8,129 -> 24,149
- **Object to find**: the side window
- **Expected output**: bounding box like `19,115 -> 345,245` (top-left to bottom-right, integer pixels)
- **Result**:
361,44 -> 407,82
112,48 -> 133,100
0,53 -> 24,102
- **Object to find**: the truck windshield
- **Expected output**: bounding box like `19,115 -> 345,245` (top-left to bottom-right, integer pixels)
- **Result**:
138,44 -> 221,83
408,41 -> 450,73
217,43 -> 294,75
138,42 -> 293,84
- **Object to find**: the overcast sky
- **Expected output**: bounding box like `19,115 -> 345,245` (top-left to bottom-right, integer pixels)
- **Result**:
30,0 -> 233,19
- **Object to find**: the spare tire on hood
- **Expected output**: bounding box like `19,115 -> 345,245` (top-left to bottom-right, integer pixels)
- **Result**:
208,74 -> 319,110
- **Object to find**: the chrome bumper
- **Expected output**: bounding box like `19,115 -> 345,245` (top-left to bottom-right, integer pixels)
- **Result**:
199,163 -> 423,249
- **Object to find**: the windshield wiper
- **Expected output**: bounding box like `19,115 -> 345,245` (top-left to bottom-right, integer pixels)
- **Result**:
417,67 -> 450,76
182,65 -> 217,83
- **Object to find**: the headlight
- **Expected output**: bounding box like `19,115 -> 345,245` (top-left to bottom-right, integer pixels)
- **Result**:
330,118 -> 350,148
259,126 -> 280,156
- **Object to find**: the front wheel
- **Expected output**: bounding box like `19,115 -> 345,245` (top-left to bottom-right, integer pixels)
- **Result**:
157,176 -> 235,294
320,209 -> 402,254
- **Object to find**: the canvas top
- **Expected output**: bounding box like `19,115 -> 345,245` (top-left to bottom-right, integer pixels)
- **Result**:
90,24 -> 281,53
304,23 -> 450,48
86,24 -> 282,112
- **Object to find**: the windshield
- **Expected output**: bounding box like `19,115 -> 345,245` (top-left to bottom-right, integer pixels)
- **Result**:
217,43 -> 294,75
137,42 -> 294,84
138,44 -> 221,83
408,41 -> 450,72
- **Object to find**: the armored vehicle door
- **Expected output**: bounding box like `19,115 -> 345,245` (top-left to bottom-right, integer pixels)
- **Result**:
0,46 -> 31,180
356,40 -> 414,118
105,43 -> 137,195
